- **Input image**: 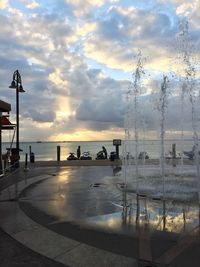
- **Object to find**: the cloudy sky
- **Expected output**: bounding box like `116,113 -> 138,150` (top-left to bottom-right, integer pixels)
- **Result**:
0,0 -> 200,141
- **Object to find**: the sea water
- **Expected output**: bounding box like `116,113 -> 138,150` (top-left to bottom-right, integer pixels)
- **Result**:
2,139 -> 195,161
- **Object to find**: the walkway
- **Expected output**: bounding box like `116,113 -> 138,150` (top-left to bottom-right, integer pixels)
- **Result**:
0,164 -> 200,267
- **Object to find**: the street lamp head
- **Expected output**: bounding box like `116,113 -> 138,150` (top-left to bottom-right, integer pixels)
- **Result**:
18,85 -> 25,93
9,80 -> 16,89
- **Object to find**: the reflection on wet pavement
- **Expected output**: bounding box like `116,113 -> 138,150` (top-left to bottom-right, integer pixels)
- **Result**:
19,166 -> 200,262
19,166 -> 199,235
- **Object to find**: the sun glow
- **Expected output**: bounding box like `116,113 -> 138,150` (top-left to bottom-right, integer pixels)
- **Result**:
49,128 -> 124,141
56,96 -> 72,121
0,0 -> 8,9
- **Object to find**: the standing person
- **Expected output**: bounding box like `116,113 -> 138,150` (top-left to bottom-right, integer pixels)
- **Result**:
102,146 -> 107,159
77,146 -> 81,159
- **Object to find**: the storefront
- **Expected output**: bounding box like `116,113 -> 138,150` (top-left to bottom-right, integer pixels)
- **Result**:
0,100 -> 15,175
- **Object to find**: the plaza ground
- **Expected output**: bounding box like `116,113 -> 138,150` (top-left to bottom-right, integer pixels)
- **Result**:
0,160 -> 200,267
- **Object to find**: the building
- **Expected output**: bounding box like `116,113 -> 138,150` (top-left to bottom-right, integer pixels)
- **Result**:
0,100 -> 15,175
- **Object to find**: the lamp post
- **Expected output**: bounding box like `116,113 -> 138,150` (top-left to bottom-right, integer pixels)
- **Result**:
9,70 -> 25,167
0,112 -> 2,175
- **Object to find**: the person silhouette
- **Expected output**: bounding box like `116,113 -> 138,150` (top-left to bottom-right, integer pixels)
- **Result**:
102,146 -> 107,159
77,146 -> 81,159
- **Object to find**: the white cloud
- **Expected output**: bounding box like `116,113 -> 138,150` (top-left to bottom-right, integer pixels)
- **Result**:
66,0 -> 104,7
0,0 -> 200,141
26,1 -> 39,9
158,0 -> 200,28
83,6 -> 176,73
65,0 -> 105,16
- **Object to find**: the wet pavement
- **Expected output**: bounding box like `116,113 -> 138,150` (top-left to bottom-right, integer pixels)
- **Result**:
0,165 -> 200,266
0,227 -> 67,267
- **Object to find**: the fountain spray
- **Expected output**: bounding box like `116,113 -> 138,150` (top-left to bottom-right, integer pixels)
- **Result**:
159,76 -> 169,199
132,52 -> 145,194
123,51 -> 145,195
178,19 -> 200,204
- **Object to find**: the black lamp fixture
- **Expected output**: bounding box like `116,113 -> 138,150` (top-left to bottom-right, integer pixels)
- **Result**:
9,70 -> 25,91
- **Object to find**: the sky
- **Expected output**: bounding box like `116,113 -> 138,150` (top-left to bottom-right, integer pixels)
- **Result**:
0,0 -> 200,141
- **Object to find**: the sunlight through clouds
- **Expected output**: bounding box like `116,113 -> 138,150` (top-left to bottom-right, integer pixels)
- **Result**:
0,0 -> 8,9
0,0 -> 199,141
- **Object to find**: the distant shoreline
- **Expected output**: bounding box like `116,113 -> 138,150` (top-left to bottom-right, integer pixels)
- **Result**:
2,138 -> 195,144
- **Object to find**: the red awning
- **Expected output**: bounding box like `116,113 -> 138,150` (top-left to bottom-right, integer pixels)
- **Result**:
0,116 -> 15,130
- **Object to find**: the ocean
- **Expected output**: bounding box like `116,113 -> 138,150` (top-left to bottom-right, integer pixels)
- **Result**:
2,139 -> 195,161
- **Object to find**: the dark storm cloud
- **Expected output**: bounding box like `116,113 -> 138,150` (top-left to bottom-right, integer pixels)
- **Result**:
76,96 -> 124,123
87,120 -> 123,131
67,66 -> 94,97
98,16 -> 127,41
24,109 -> 55,122
75,86 -> 125,130
65,66 -> 129,131
86,69 -> 102,80
20,89 -> 56,122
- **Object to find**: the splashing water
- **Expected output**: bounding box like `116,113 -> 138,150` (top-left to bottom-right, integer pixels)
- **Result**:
123,51 -> 145,194
177,19 -> 200,203
133,53 -> 145,193
122,20 -> 200,206
159,76 -> 169,199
